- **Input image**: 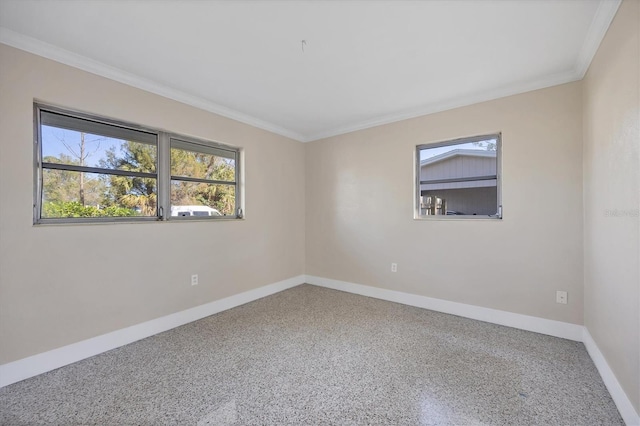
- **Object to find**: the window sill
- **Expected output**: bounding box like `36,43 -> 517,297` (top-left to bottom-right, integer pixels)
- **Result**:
413,215 -> 501,221
34,217 -> 245,226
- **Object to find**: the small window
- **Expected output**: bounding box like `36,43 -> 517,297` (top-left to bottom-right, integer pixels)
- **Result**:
34,104 -> 242,223
170,137 -> 238,218
416,134 -> 501,219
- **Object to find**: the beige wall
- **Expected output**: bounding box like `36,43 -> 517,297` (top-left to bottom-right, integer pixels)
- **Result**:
306,81 -> 584,324
1,7 -> 637,414
0,44 -> 306,364
583,0 -> 640,413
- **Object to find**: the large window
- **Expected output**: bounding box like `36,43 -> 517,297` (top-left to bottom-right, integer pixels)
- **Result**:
416,134 -> 501,219
34,104 -> 242,223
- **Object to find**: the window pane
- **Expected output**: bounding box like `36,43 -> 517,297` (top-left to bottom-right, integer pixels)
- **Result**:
41,125 -> 157,173
420,188 -> 497,216
418,137 -> 498,216
41,111 -> 157,144
42,169 -> 157,218
170,147 -> 235,182
170,181 -> 235,216
419,139 -> 497,162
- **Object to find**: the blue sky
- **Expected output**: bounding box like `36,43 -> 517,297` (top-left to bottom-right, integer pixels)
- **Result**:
41,125 -> 129,168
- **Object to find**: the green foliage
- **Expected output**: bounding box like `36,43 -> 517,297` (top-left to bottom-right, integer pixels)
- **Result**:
100,141 -> 158,215
43,201 -> 138,218
42,154 -> 106,207
472,141 -> 497,151
170,149 -> 236,215
44,138 -> 237,217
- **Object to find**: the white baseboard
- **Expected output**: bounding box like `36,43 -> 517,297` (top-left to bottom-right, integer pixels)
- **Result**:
306,275 -> 640,425
305,275 -> 584,341
3,274 -> 637,426
0,275 -> 305,388
583,329 -> 640,426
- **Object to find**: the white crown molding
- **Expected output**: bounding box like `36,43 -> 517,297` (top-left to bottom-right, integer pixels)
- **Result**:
301,0 -> 622,143
304,68 -> 580,142
0,27 -> 306,143
0,275 -> 305,388
3,25 -> 579,144
305,275 -> 584,341
0,0 -> 620,144
574,0 -> 622,79
583,328 -> 640,426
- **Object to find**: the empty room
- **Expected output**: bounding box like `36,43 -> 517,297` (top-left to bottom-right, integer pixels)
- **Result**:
0,0 -> 638,425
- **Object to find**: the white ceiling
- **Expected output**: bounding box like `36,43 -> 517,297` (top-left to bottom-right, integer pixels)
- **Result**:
0,0 -> 620,142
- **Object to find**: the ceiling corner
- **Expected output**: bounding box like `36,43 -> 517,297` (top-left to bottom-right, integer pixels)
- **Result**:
573,0 -> 622,79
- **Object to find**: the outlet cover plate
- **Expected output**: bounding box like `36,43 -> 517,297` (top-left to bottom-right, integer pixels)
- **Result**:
556,290 -> 567,304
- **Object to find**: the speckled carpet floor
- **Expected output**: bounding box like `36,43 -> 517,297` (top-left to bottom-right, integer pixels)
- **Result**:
0,284 -> 624,425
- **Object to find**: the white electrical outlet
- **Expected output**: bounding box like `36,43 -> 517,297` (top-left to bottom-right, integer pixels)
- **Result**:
191,274 -> 199,286
391,263 -> 398,272
556,290 -> 567,304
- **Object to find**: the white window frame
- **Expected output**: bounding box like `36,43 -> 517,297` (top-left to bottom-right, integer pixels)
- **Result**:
34,103 -> 243,224
415,133 -> 502,220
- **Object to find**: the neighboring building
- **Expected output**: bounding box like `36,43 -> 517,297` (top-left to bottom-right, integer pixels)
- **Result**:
420,149 -> 497,215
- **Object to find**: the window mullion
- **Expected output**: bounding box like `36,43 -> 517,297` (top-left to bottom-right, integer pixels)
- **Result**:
419,175 -> 497,185
170,176 -> 235,185
41,163 -> 157,179
158,132 -> 171,220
